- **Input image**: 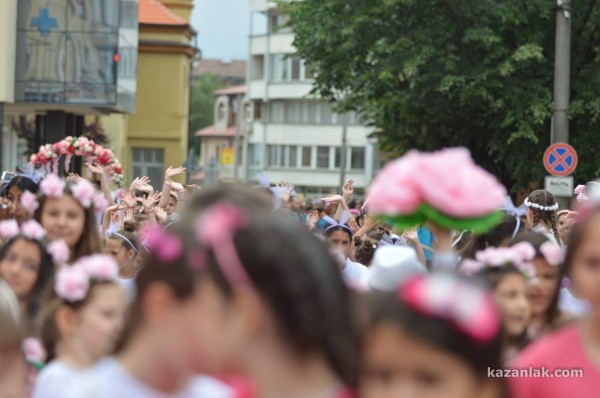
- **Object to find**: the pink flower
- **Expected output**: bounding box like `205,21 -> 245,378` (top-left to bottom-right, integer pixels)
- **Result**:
476,247 -> 508,266
20,190 -> 39,215
94,194 -> 109,215
39,174 -> 65,198
20,220 -> 46,240
71,179 -> 96,208
574,184 -> 586,195
511,242 -> 536,265
540,241 -> 565,266
55,266 -> 90,302
76,254 -> 119,281
518,262 -> 538,284
195,203 -> 248,245
47,240 -> 70,265
22,337 -> 46,363
0,220 -> 20,240
143,226 -> 182,262
459,259 -> 484,275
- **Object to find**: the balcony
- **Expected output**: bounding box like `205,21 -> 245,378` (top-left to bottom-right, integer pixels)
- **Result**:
250,33 -> 295,55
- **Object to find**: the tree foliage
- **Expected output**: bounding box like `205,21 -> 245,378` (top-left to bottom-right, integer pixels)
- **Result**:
284,0 -> 600,191
189,73 -> 223,151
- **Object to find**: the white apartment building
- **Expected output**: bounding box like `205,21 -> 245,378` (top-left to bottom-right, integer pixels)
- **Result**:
243,0 -> 379,197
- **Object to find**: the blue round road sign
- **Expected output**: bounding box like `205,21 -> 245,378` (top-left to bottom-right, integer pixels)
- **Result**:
544,143 -> 577,177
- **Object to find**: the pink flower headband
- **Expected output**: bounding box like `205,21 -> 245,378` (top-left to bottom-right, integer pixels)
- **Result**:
399,273 -> 501,343
460,242 -> 538,284
22,174 -> 108,216
54,254 -> 119,302
0,220 -> 69,265
574,185 -> 588,202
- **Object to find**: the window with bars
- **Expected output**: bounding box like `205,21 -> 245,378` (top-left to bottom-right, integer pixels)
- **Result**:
131,148 -> 164,188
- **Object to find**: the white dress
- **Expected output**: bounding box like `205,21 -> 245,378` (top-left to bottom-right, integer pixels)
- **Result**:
559,287 -> 590,316
65,357 -> 233,398
33,361 -> 80,398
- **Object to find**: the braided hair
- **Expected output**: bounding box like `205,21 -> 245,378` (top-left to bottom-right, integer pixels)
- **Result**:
526,190 -> 562,246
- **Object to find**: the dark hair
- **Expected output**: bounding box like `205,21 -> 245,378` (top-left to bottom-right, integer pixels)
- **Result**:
511,231 -> 563,327
526,190 -> 562,246
108,220 -> 139,254
0,176 -> 39,198
33,181 -> 101,261
0,237 -> 54,335
460,215 -> 524,259
475,266 -> 531,349
40,281 -> 118,361
363,285 -> 504,381
354,235 -> 377,266
325,225 -> 353,241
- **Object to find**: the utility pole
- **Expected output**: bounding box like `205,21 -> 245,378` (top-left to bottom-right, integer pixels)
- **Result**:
552,0 -> 572,144
233,98 -> 243,181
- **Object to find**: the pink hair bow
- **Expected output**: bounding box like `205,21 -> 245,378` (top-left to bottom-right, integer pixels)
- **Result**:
142,225 -> 182,262
192,202 -> 252,288
399,273 -> 501,343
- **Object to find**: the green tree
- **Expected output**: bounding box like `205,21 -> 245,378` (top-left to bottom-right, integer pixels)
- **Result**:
189,73 -> 223,152
284,0 -> 600,191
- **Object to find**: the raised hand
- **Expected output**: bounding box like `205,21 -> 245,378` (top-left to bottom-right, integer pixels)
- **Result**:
123,208 -> 134,224
67,173 -> 83,183
166,180 -> 185,192
306,210 -> 320,230
122,189 -> 137,209
348,218 -> 359,234
86,162 -> 105,176
342,179 -> 354,201
130,176 -> 151,190
132,181 -> 154,194
403,228 -> 420,243
140,191 -> 161,212
321,195 -> 345,204
186,184 -> 201,192
155,206 -> 168,224
165,166 -> 186,180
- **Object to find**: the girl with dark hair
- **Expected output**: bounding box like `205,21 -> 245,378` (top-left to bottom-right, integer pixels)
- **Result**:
0,221 -> 59,335
359,273 -> 505,398
523,190 -> 562,246
511,232 -> 575,341
460,214 -> 525,260
33,176 -> 102,262
511,207 -> 600,398
326,224 -> 369,283
1,176 -> 40,223
354,235 -> 378,266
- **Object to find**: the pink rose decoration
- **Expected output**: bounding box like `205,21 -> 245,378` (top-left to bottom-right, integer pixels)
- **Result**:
511,242 -> 536,265
39,174 -> 65,198
540,242 -> 565,266
47,240 -> 70,265
71,179 -> 96,208
20,190 -> 39,215
459,259 -> 484,275
368,147 -> 506,218
76,254 -> 119,281
22,337 -> 46,363
143,225 -> 182,262
0,220 -> 20,240
94,194 -> 109,215
55,265 -> 90,302
574,185 -> 586,195
195,203 -> 248,245
20,220 -> 46,241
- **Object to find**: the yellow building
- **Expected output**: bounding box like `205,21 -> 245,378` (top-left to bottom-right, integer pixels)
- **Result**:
104,0 -> 196,186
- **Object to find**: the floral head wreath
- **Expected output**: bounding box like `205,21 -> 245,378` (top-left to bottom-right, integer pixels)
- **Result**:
524,197 -> 559,212
20,174 -> 108,217
143,202 -> 253,289
399,273 -> 502,343
54,254 -> 119,302
0,219 -> 70,265
460,242 -> 539,284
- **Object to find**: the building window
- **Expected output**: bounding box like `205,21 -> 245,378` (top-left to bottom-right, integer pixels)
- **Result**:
334,147 -> 342,169
269,102 -> 284,123
321,103 -> 333,124
307,102 -> 319,124
291,57 -> 301,80
351,147 -> 366,170
317,146 -> 329,168
301,146 -> 312,168
267,145 -> 282,167
131,148 -> 164,187
288,145 -> 298,167
250,55 -> 264,80
217,103 -> 226,121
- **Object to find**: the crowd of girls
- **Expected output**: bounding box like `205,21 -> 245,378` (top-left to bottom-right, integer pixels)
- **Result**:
0,160 -> 599,398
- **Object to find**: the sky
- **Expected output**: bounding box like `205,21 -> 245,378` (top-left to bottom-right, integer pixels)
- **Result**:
191,0 -> 250,61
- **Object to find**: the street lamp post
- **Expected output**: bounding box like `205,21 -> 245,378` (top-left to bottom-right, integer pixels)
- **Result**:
552,0 -> 572,144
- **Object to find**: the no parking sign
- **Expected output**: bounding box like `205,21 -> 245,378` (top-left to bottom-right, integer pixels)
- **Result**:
543,143 -> 578,177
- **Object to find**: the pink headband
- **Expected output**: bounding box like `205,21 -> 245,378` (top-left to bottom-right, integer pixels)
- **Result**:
398,273 -> 501,343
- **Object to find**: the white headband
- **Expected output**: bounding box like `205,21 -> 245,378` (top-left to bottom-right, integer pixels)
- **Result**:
111,232 -> 138,253
524,197 -> 559,212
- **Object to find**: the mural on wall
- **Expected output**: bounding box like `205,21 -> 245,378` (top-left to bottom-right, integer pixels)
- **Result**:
15,0 -> 138,113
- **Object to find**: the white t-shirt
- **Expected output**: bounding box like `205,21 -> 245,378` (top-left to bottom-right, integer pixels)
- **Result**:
559,287 -> 591,316
33,361 -> 80,398
66,357 -> 233,398
343,259 -> 369,283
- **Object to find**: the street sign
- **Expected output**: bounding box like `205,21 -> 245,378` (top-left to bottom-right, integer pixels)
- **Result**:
543,143 -> 577,176
221,147 -> 234,166
545,176 -> 574,197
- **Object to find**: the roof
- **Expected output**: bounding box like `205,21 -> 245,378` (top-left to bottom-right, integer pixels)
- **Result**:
139,0 -> 187,26
215,85 -> 246,96
192,59 -> 247,79
195,126 -> 242,137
